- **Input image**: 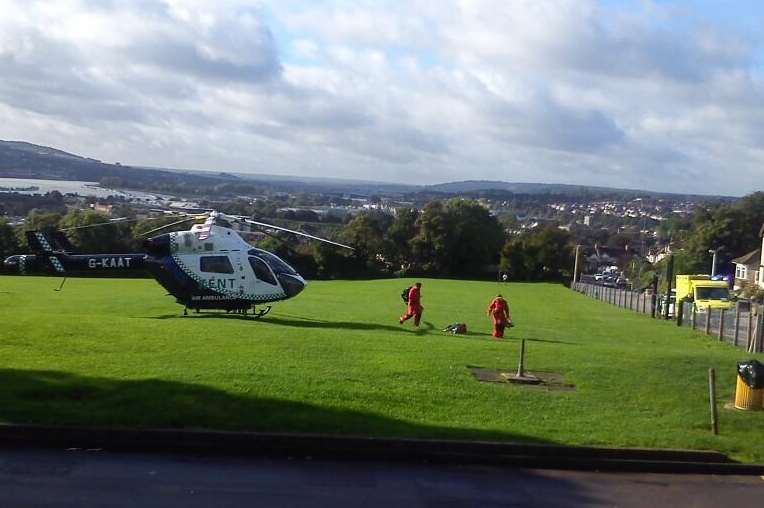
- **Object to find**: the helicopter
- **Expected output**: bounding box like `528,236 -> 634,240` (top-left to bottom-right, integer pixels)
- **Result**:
3,211 -> 353,318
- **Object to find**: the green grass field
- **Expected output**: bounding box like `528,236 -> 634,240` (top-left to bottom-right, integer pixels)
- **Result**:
1,276 -> 762,462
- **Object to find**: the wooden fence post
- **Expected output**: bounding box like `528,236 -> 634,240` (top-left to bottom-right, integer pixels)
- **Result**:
705,309 -> 711,335
734,308 -> 741,347
709,368 -> 718,435
718,309 -> 725,342
677,300 -> 684,327
691,305 -> 697,330
751,310 -> 764,354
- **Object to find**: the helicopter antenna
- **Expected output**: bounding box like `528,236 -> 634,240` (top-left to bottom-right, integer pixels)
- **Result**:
228,215 -> 354,250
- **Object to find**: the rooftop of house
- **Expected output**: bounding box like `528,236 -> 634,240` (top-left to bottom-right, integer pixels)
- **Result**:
732,248 -> 761,266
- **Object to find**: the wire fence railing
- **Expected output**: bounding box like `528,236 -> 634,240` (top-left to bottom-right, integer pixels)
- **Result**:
572,282 -> 764,353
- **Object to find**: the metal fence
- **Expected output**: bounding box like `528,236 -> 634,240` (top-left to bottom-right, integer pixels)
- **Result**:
572,282 -> 764,353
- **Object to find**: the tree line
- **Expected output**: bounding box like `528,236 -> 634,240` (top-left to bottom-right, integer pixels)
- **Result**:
0,198 -> 577,281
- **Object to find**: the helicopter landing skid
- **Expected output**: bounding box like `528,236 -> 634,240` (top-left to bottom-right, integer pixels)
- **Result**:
252,305 -> 272,319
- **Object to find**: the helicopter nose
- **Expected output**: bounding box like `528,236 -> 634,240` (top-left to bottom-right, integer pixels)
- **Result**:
4,255 -> 21,272
3,254 -> 24,272
278,274 -> 305,298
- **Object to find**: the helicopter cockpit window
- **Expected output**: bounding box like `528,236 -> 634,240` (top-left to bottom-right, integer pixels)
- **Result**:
248,249 -> 297,275
249,256 -> 278,285
200,255 -> 234,274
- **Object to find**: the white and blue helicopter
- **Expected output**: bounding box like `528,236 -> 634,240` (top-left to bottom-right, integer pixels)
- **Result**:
4,211 -> 353,318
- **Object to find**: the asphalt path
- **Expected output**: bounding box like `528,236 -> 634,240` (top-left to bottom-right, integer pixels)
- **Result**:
0,448 -> 761,507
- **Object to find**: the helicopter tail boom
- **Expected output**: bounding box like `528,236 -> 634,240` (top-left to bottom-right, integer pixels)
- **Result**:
4,252 -> 147,275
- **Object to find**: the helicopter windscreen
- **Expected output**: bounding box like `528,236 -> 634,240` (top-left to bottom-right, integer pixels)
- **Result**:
248,249 -> 298,276
248,256 -> 278,285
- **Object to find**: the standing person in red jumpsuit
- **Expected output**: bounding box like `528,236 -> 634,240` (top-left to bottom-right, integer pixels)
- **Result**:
486,294 -> 511,338
400,282 -> 423,327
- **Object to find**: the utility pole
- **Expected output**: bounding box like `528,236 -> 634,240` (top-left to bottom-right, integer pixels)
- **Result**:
708,248 -> 720,277
664,254 -> 675,320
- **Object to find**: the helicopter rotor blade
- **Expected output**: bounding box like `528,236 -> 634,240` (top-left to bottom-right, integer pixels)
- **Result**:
233,217 -> 354,250
59,217 -> 140,232
138,217 -> 198,237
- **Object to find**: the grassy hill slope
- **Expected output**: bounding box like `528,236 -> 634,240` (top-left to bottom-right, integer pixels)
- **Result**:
0,277 -> 762,461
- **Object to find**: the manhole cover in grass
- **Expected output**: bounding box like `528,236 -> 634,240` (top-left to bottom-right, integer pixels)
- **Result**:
468,367 -> 575,391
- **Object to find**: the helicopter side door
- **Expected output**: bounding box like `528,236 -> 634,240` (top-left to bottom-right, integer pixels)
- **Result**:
225,250 -> 247,297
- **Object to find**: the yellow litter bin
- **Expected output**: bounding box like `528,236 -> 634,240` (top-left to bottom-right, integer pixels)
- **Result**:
734,374 -> 763,410
735,360 -> 764,410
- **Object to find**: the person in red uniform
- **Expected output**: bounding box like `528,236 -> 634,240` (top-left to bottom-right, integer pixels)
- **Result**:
486,294 -> 511,338
400,282 -> 423,327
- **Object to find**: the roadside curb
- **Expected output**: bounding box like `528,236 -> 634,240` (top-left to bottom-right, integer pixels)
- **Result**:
1,424 -> 762,475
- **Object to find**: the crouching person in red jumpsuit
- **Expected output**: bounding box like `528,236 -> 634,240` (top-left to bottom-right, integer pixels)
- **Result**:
487,294 -> 511,338
400,282 -> 423,327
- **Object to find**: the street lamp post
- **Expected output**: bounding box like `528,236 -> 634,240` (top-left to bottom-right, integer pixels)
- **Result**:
708,248 -> 721,277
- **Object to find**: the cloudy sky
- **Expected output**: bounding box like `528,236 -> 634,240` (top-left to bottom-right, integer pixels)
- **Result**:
0,0 -> 762,195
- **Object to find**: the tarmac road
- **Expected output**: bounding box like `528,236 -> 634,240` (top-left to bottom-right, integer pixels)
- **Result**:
0,447 -> 761,507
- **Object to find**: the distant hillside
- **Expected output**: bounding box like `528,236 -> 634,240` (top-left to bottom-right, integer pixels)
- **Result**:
0,139 -> 237,191
0,140 -> 734,200
425,180 -> 733,200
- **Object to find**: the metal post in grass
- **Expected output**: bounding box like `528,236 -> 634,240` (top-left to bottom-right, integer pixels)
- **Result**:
705,309 -> 711,335
517,339 -> 526,378
708,368 -> 718,435
718,309 -> 725,342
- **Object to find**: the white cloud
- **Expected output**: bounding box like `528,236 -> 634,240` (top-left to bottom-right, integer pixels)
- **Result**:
0,0 -> 762,194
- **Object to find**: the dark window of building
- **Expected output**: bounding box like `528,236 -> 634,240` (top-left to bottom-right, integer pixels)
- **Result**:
200,255 -> 234,274
249,257 -> 278,285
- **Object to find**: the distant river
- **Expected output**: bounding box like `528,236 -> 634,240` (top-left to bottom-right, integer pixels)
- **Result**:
0,177 -> 160,201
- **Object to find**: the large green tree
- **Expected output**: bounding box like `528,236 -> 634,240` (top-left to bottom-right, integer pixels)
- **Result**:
410,199 -> 504,276
383,208 -> 419,269
682,192 -> 764,271
443,199 -> 504,275
58,210 -> 133,253
410,200 -> 455,274
501,226 -> 574,281
334,212 -> 389,275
